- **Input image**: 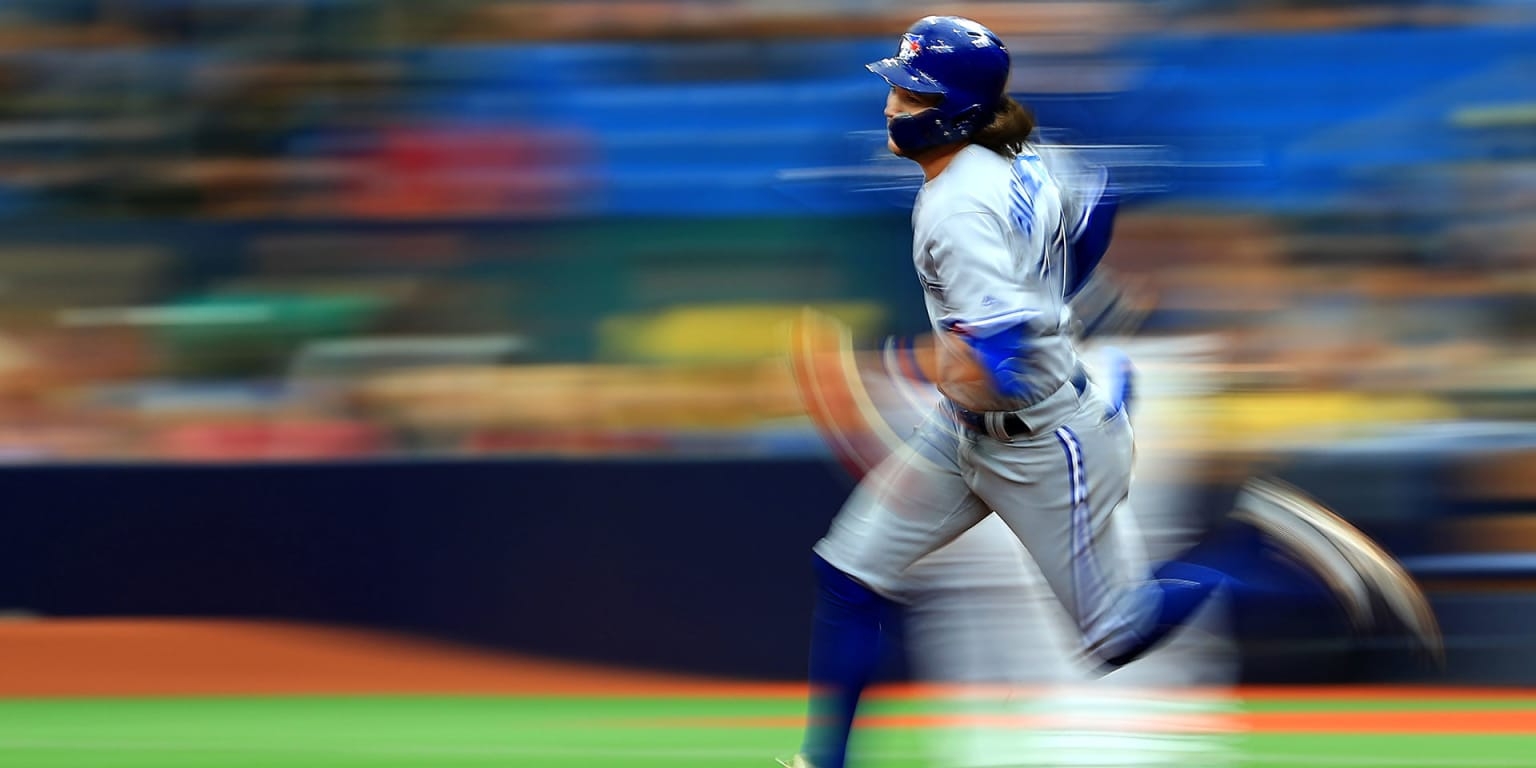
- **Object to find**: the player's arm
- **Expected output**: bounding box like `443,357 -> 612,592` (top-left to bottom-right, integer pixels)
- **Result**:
929,211 -> 1047,399
1066,194 -> 1118,299
1034,141 -> 1118,300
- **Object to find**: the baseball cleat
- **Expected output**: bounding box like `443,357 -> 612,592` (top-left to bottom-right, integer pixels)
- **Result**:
776,755 -> 817,768
1234,477 -> 1445,666
1230,477 -> 1376,633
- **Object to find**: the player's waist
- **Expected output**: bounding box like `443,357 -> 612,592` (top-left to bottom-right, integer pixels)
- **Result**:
947,366 -> 1088,440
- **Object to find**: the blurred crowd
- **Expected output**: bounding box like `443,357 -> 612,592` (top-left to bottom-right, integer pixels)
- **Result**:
0,0 -> 1527,461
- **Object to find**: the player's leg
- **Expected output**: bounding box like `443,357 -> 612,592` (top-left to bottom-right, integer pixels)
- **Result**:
794,409 -> 992,768
972,397 -> 1416,672
967,400 -> 1169,666
965,396 -> 1255,668
1073,341 -> 1241,765
1079,473 -> 1432,671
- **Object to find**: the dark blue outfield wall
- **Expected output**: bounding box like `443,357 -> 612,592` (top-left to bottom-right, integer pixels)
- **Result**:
0,458 -> 851,679
0,445 -> 1532,683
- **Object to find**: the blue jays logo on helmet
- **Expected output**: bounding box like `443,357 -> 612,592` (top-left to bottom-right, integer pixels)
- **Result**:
867,16 -> 1011,154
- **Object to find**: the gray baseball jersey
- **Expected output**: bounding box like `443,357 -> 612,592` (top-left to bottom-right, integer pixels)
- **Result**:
814,142 -> 1156,664
913,144 -> 1077,413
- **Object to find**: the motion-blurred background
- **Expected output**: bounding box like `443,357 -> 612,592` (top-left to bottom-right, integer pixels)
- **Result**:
0,0 -> 1531,689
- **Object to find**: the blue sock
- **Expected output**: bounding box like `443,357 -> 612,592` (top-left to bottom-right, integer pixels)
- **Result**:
1099,561 -> 1227,668
802,554 -> 889,768
1183,519 -> 1338,598
1100,520 -> 1261,667
1101,520 -> 1338,668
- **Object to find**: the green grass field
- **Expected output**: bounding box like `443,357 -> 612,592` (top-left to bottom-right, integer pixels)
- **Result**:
1,693 -> 1533,768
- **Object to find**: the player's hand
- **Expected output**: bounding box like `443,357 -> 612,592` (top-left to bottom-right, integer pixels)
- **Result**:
1099,345 -> 1135,417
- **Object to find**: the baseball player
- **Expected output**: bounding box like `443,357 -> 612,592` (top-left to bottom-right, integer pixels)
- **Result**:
795,325 -> 1241,768
778,16 -> 1440,768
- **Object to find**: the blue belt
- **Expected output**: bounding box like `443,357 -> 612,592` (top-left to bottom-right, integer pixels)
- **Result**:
955,367 -> 1088,439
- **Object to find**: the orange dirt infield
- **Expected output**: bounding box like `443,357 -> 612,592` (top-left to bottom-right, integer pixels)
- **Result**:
2,617 -> 1535,739
0,617 -> 779,698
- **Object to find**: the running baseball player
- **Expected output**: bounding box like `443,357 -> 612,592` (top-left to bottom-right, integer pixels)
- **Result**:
790,322 -> 1242,768
778,16 -> 1440,768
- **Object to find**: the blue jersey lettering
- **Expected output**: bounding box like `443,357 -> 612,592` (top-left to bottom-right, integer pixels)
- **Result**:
1008,154 -> 1045,238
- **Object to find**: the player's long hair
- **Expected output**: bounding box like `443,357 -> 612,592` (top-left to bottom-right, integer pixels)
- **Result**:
972,96 -> 1036,158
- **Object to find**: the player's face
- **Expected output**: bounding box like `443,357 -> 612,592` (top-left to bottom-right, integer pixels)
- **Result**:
884,87 -> 942,156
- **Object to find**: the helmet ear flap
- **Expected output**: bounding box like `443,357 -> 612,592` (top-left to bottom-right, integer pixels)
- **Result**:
888,102 -> 992,154
950,103 -> 990,136
887,107 -> 947,154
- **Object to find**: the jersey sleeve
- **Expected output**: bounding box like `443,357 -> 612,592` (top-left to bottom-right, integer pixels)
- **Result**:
929,211 -> 1043,339
1035,143 -> 1108,241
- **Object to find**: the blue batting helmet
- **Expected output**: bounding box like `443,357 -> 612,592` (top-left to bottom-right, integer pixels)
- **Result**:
866,16 -> 1011,154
